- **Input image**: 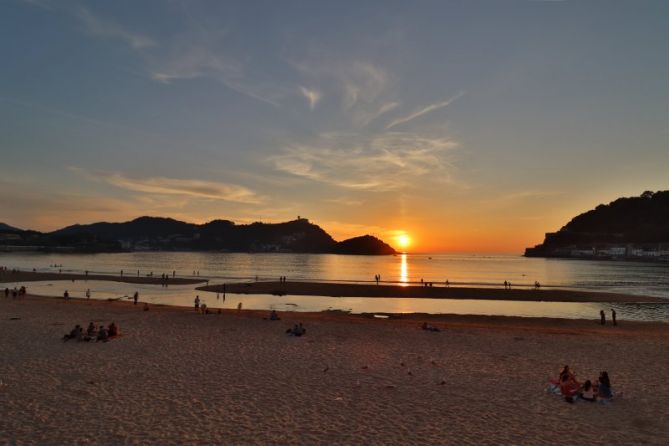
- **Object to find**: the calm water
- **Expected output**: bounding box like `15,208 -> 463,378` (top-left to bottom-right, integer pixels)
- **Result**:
2,252 -> 669,321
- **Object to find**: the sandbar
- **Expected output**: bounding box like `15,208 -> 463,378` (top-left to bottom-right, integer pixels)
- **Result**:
199,281 -> 664,303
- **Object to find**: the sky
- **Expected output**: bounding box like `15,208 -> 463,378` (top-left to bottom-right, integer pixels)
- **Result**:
1,0 -> 668,253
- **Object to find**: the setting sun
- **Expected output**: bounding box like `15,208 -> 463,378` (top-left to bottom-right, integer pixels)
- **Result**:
396,234 -> 411,249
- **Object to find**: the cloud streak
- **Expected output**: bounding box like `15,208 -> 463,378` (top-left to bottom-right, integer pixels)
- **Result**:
299,86 -> 322,110
385,92 -> 464,129
271,132 -> 458,192
76,7 -> 156,49
79,170 -> 262,204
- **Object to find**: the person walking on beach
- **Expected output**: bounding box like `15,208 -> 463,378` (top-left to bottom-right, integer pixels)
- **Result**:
600,310 -> 606,325
194,295 -> 201,311
133,291 -> 139,305
504,280 -> 508,289
86,289 -> 91,299
64,290 -> 69,300
611,308 -> 617,326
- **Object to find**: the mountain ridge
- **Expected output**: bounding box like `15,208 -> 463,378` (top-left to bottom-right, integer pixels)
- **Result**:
0,216 -> 397,255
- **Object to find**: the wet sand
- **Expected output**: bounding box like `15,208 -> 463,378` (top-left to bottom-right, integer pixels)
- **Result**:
0,270 -> 205,286
199,281 -> 663,303
1,293 -> 668,444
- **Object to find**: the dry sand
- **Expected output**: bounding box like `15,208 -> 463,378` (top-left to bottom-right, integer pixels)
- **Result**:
200,280 -> 663,303
1,294 -> 668,445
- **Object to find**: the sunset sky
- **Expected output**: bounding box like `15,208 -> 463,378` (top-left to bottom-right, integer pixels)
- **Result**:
2,0 -> 668,253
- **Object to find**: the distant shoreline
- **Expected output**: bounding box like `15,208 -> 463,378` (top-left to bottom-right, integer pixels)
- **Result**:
0,270 -> 205,286
199,281 -> 665,303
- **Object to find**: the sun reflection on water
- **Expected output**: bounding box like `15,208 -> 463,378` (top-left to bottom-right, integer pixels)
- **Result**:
400,253 -> 408,285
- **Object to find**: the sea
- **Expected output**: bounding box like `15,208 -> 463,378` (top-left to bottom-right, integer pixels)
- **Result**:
2,252 -> 668,322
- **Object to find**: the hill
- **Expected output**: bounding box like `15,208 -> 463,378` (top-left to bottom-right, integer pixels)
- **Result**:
1,216 -> 397,255
0,222 -> 21,232
333,235 -> 397,255
525,191 -> 669,260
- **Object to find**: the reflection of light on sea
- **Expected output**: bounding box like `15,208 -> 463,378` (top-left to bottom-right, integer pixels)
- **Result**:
400,254 -> 408,286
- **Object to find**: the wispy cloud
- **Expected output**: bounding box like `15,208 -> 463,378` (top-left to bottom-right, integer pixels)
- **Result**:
353,101 -> 400,127
270,132 -> 458,192
75,169 -> 262,204
385,92 -> 464,129
76,7 -> 156,49
299,86 -> 322,110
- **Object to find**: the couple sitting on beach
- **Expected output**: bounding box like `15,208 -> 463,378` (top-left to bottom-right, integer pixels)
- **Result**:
62,322 -> 120,342
286,323 -> 306,336
551,366 -> 614,403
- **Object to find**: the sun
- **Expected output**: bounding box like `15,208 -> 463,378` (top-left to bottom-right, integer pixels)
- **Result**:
397,234 -> 411,249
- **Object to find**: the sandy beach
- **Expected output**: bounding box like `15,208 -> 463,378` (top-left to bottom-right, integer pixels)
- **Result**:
1,294 -> 668,445
199,280 -> 663,303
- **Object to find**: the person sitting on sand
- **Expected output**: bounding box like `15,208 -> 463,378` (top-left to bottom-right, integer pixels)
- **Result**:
63,325 -> 83,342
421,322 -> 440,332
108,322 -> 119,337
598,371 -> 613,399
559,365 -> 580,398
86,322 -> 96,337
97,325 -> 109,342
270,310 -> 280,321
580,380 -> 596,402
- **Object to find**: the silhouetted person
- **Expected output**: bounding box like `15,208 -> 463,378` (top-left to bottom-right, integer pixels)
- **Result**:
504,280 -> 508,289
611,308 -> 617,326
600,310 -> 606,325
133,291 -> 139,305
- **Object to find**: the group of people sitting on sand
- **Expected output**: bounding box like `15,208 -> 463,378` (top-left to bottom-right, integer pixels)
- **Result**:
553,365 -> 614,403
286,323 -> 306,336
62,322 -> 120,342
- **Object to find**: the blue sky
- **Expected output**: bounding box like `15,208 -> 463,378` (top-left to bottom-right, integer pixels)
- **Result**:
2,0 -> 668,252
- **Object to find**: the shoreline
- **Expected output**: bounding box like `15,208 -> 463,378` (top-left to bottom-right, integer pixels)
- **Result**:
0,270 -> 206,286
198,281 -> 664,303
14,292 -> 669,333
